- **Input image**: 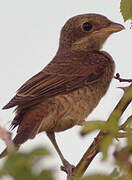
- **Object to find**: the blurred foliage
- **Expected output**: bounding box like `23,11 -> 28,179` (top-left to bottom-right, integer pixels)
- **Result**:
0,147 -> 53,180
80,86 -> 132,180
81,175 -> 113,180
120,0 -> 132,21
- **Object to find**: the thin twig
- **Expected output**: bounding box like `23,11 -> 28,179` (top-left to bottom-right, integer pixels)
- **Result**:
114,73 -> 132,83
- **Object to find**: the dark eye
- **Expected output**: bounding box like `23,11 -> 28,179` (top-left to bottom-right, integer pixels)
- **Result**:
82,22 -> 93,31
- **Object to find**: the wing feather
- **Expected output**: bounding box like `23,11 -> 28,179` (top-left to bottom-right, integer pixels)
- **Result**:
3,51 -> 111,110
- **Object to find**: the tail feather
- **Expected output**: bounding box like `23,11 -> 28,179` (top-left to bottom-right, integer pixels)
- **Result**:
2,97 -> 17,110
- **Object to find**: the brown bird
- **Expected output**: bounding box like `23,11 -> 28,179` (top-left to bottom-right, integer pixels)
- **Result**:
2,14 -> 124,174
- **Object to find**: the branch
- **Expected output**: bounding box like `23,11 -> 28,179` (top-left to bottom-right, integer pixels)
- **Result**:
70,83 -> 132,179
0,125 -> 15,152
114,73 -> 132,83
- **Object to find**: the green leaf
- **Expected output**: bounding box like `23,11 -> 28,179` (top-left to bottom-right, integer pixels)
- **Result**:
81,121 -> 108,136
0,147 -> 52,179
27,147 -> 50,163
120,0 -> 132,21
81,174 -> 113,180
29,147 -> 49,157
0,152 -> 35,180
100,134 -> 114,160
81,119 -> 119,136
37,170 -> 53,180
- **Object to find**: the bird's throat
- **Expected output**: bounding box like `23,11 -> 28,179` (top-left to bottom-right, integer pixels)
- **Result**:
71,34 -> 108,52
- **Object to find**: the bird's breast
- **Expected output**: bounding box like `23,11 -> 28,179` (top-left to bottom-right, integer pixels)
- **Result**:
40,58 -> 115,133
50,83 -> 107,132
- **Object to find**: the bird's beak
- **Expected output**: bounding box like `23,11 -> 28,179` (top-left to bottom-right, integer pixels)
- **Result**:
100,22 -> 125,34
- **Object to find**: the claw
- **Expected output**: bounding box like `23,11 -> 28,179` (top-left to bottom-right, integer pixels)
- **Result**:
60,159 -> 75,177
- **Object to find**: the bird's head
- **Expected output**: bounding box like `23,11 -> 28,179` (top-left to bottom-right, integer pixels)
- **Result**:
58,14 -> 124,52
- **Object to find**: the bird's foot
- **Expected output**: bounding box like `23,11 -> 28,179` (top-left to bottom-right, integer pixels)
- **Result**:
60,159 -> 75,177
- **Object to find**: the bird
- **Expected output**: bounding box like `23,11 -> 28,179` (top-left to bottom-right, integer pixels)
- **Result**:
1,13 -> 124,175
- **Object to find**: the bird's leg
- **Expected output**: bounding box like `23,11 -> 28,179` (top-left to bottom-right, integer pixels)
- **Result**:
46,132 -> 74,176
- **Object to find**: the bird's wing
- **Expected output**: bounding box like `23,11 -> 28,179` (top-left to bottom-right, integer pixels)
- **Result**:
3,51 -> 111,109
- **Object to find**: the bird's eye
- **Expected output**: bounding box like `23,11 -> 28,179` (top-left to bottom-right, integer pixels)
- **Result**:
82,22 -> 93,31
